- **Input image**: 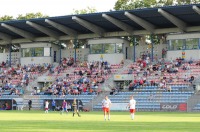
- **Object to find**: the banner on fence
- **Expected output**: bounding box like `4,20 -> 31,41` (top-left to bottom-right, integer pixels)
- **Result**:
160,103 -> 187,111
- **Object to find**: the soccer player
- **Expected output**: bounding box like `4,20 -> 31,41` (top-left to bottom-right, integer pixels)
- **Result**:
52,100 -> 56,111
45,100 -> 49,113
102,95 -> 112,121
28,100 -> 32,111
127,95 -> 136,120
72,98 -> 81,117
61,100 -> 68,114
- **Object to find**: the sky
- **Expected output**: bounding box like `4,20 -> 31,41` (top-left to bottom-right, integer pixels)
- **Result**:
0,0 -> 118,18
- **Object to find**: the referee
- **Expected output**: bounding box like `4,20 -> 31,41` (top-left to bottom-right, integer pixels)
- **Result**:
72,98 -> 81,117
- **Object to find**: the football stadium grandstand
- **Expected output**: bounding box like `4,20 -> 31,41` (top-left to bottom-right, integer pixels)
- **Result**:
0,4 -> 200,112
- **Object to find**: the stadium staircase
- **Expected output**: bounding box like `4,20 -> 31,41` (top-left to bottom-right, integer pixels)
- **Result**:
187,91 -> 200,112
25,63 -> 59,93
83,60 -> 133,111
20,63 -> 60,110
23,95 -> 42,110
20,65 -> 80,110
83,91 -> 110,111
101,59 -> 133,91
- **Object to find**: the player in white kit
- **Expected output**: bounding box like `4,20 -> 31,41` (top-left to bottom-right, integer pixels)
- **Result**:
127,95 -> 136,120
45,100 -> 49,113
102,95 -> 112,121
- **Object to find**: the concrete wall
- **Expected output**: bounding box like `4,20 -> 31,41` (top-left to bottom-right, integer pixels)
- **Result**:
20,42 -> 59,65
37,76 -> 55,82
61,48 -> 89,62
88,53 -> 124,64
88,38 -> 129,45
88,38 -> 129,63
135,44 -> 167,59
51,44 -> 60,63
167,33 -> 200,40
21,42 -> 51,48
167,50 -> 200,60
166,33 -> 200,60
20,57 -> 52,66
0,52 -> 20,65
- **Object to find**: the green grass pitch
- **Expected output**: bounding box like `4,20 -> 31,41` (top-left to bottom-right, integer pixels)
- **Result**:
0,110 -> 200,132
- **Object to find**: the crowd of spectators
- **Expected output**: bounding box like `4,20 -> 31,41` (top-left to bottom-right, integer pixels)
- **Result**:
1,55 -> 198,97
0,62 -> 52,96
37,58 -> 121,96
127,57 -> 197,92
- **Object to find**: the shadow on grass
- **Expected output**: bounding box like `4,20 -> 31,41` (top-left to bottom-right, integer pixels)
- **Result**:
0,120 -> 200,132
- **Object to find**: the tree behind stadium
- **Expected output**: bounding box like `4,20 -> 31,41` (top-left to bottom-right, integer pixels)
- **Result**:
113,0 -> 199,46
0,12 -> 48,22
114,0 -> 200,10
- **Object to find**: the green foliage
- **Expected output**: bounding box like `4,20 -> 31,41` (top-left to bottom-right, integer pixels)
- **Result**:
114,0 -> 200,10
16,12 -> 48,20
0,12 -> 48,22
0,15 -> 14,22
72,7 -> 97,14
129,36 -> 140,46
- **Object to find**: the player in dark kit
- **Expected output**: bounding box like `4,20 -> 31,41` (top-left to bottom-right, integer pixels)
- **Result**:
72,98 -> 81,117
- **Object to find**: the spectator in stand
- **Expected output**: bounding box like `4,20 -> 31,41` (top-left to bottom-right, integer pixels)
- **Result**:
189,76 -> 194,84
167,85 -> 172,92
139,78 -> 144,86
168,76 -> 173,83
128,68 -> 133,74
189,57 -> 193,64
129,82 -> 134,91
184,75 -> 188,82
196,60 -> 200,66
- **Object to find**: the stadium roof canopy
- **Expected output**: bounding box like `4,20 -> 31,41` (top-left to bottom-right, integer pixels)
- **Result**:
0,4 -> 200,45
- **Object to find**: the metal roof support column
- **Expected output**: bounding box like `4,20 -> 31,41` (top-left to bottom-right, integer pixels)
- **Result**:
9,44 -> 12,67
133,37 -> 136,62
0,32 -> 12,42
1,23 -> 35,41
124,12 -> 156,33
26,21 -> 59,40
72,16 -> 105,37
151,35 -> 154,62
74,38 -> 78,63
158,8 -> 187,32
59,41 -> 62,64
45,19 -> 78,36
199,39 -> 200,49
193,5 -> 200,15
102,13 -> 134,34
